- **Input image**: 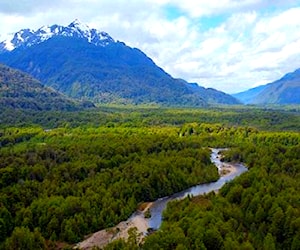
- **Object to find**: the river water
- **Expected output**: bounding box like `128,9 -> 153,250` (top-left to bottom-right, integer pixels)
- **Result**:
148,148 -> 248,229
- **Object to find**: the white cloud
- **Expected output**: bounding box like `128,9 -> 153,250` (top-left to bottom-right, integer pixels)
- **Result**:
0,1 -> 300,93
148,6 -> 300,93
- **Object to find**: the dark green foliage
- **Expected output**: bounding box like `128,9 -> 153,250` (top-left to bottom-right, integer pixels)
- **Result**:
0,125 -> 218,248
0,107 -> 299,249
0,105 -> 299,132
3,227 -> 46,250
0,64 -> 90,111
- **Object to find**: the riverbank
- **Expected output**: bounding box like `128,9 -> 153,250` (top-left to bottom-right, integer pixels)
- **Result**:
74,203 -> 152,250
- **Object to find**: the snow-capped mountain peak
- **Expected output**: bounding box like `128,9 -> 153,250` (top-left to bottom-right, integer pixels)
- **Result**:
69,19 -> 90,33
0,20 -> 115,52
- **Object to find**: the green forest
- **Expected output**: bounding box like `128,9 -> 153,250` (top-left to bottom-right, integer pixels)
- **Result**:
141,125 -> 300,250
0,106 -> 299,249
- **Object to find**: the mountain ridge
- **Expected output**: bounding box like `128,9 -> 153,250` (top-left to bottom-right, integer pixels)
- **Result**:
0,19 -> 114,52
233,69 -> 300,105
0,20 -> 240,106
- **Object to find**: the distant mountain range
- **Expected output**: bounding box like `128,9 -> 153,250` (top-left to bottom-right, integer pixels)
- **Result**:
233,69 -> 300,105
0,20 -> 239,106
0,64 -> 91,111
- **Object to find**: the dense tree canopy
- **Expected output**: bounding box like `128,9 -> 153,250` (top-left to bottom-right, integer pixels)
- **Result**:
141,127 -> 300,250
1,105 -> 299,132
0,107 -> 299,249
0,124 -> 219,248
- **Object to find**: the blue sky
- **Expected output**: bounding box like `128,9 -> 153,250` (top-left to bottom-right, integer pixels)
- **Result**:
165,5 -> 228,31
0,0 -> 300,93
165,5 -> 184,20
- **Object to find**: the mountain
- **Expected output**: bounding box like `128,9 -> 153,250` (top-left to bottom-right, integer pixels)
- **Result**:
0,64 -> 90,111
0,20 -> 239,106
233,69 -> 300,105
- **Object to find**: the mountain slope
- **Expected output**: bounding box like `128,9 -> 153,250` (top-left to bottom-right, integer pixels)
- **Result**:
186,82 -> 240,105
0,20 -> 239,106
233,69 -> 300,104
0,64 -> 87,111
233,85 -> 267,104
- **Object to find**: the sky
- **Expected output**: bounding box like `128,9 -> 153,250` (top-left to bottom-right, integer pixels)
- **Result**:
0,0 -> 300,93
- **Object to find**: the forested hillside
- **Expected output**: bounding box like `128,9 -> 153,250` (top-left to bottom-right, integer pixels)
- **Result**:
0,64 -> 88,111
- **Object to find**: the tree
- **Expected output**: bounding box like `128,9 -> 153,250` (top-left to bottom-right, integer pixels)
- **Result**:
0,206 -> 13,241
4,227 -> 46,250
263,233 -> 276,250
203,228 -> 224,250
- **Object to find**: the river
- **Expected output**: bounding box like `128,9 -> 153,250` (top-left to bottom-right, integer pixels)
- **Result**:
75,148 -> 248,249
148,148 -> 248,229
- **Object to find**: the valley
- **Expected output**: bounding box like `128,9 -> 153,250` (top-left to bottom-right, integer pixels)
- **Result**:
0,19 -> 299,250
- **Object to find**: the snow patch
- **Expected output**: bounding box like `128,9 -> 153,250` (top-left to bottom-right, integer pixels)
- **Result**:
54,27 -> 60,34
16,32 -> 24,42
4,40 -> 15,51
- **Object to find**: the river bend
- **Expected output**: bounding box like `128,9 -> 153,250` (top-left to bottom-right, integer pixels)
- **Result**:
148,148 -> 248,229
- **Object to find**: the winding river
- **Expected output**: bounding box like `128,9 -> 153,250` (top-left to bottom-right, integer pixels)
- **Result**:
148,148 -> 248,229
75,148 -> 248,249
